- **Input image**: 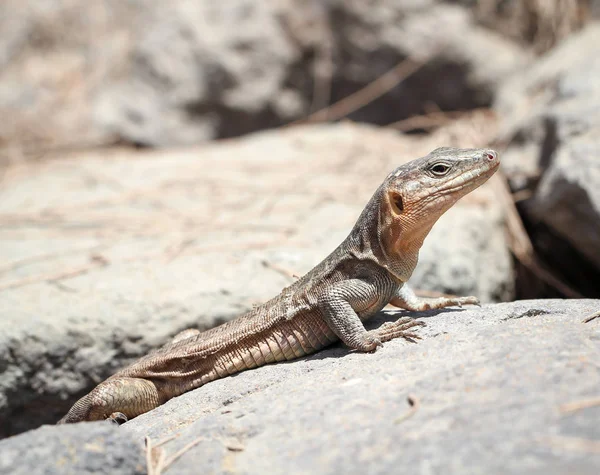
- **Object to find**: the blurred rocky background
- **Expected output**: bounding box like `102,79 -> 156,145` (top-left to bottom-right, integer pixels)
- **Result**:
0,1 -> 599,473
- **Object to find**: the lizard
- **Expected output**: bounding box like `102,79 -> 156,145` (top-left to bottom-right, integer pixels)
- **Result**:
58,146 -> 499,424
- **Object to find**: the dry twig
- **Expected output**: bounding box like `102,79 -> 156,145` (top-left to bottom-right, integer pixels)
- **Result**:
261,260 -> 299,281
146,434 -> 205,475
145,436 -> 166,475
290,52 -> 439,126
582,311 -> 600,324
160,437 -> 205,473
0,245 -> 105,276
0,255 -> 109,293
394,394 -> 420,424
491,172 -> 583,298
309,23 -> 334,121
390,108 -> 492,132
560,396 -> 600,413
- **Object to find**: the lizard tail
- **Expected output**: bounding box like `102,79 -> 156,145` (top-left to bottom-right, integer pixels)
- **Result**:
58,377 -> 163,423
57,392 -> 95,424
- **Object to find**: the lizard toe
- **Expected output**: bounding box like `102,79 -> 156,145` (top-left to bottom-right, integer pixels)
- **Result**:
108,412 -> 129,425
358,332 -> 383,352
460,296 -> 480,306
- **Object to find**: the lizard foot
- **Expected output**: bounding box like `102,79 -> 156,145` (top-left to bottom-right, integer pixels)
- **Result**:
390,285 -> 480,311
450,296 -> 480,308
375,317 -> 426,343
107,412 -> 128,425
352,332 -> 383,352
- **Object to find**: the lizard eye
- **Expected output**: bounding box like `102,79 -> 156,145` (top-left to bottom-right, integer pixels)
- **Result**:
429,162 -> 451,176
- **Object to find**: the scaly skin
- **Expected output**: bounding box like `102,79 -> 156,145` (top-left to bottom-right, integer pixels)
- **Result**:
59,147 -> 500,424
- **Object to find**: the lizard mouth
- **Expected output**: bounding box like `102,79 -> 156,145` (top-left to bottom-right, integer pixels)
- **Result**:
439,158 -> 499,196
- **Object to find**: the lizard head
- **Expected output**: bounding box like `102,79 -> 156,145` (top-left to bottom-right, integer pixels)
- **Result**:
377,147 -> 500,279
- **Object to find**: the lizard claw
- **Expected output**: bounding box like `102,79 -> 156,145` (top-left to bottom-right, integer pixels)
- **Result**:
371,336 -> 384,352
359,332 -> 383,352
452,296 -> 479,308
462,296 -> 480,307
107,412 -> 128,425
376,318 -> 425,344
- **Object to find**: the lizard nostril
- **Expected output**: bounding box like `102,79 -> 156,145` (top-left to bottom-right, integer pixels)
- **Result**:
486,152 -> 496,161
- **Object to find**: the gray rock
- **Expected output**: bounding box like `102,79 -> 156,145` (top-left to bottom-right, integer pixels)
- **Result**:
0,0 -> 528,151
94,0 -> 300,146
0,123 -> 512,436
0,423 -> 145,475
495,24 -> 600,174
328,1 -> 530,125
451,0 -> 589,54
494,24 -> 600,271
2,300 -> 597,474
130,300 -> 600,474
533,134 -> 600,269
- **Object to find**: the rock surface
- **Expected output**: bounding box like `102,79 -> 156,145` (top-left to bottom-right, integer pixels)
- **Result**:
495,24 -> 600,179
1,299 -> 598,474
533,136 -> 600,269
495,24 -> 600,281
0,0 -> 528,152
0,423 -> 145,475
0,123 -> 511,437
326,0 -> 529,126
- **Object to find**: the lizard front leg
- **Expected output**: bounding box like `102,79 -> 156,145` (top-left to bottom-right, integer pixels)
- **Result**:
58,377 -> 162,424
319,279 -> 423,352
390,284 -> 479,311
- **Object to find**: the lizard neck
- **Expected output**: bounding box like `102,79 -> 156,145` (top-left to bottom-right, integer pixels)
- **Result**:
383,239 -> 422,283
345,186 -> 420,283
